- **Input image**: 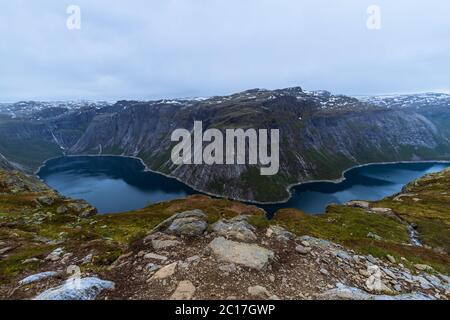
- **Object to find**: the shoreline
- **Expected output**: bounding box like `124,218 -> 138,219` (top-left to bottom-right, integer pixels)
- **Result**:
34,153 -> 450,208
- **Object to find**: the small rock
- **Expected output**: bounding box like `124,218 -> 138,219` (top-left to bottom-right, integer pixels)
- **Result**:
186,255 -> 200,263
151,262 -> 177,280
152,239 -> 181,251
371,208 -> 393,214
80,254 -> 93,265
320,268 -> 330,276
248,285 -> 271,299
56,205 -> 68,214
301,241 -> 310,247
345,200 -> 370,209
336,251 -> 351,261
37,196 -> 55,206
295,245 -> 311,255
22,257 -> 40,264
171,280 -> 196,300
367,232 -> 382,240
0,247 -> 13,255
415,264 -> 433,272
386,255 -> 396,264
219,264 -> 238,274
144,253 -> 168,261
145,263 -> 161,273
45,247 -> 64,261
60,253 -> 73,265
393,284 -> 402,292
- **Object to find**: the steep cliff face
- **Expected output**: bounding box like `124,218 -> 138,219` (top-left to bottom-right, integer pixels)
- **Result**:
68,89 -> 450,202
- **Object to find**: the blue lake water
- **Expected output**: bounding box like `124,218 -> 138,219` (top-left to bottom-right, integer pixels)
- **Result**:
37,156 -> 450,215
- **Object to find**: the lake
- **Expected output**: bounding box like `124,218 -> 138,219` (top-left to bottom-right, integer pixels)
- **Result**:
37,156 -> 450,215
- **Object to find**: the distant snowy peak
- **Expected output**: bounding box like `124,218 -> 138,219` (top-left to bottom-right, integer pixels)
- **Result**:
360,93 -> 450,109
2,90 -> 449,119
0,101 -> 112,119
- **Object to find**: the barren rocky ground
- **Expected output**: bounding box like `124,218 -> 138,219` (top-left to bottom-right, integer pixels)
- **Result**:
0,168 -> 449,300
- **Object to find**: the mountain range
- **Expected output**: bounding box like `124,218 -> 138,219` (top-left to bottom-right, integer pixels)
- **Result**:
1,87 -> 449,203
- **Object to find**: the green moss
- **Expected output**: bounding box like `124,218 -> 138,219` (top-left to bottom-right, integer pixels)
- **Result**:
0,245 -> 51,283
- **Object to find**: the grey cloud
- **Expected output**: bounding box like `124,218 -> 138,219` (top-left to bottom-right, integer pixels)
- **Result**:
0,0 -> 449,102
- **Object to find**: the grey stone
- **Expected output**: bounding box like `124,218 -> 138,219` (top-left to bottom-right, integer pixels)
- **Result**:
248,285 -> 271,299
34,277 -> 115,300
367,232 -> 382,240
143,252 -> 168,261
345,201 -> 370,209
56,205 -> 68,214
167,217 -> 207,237
208,237 -> 274,270
171,280 -> 196,300
212,219 -> 257,242
19,271 -> 59,286
145,263 -> 161,273
151,262 -> 177,280
37,196 -> 55,206
320,284 -> 434,300
267,225 -> 295,242
45,247 -> 64,261
295,245 -> 311,255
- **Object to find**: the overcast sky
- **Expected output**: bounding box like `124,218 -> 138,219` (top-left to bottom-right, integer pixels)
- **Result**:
1,0 -> 449,102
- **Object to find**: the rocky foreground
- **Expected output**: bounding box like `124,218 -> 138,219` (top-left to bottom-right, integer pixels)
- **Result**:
0,169 -> 449,300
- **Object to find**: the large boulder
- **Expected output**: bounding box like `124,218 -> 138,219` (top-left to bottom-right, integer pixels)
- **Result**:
34,277 -> 115,300
149,210 -> 208,237
212,216 -> 257,242
208,237 -> 274,270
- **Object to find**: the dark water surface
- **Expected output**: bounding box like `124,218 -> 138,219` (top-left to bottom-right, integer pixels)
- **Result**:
37,156 -> 450,215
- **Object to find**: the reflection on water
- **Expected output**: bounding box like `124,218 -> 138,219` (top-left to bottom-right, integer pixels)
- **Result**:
38,156 -> 450,215
38,156 -> 196,214
260,162 -> 450,215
